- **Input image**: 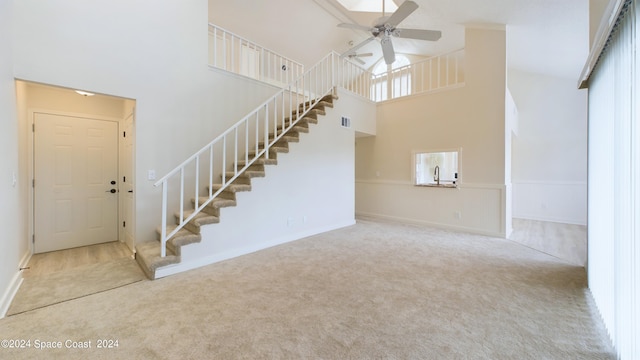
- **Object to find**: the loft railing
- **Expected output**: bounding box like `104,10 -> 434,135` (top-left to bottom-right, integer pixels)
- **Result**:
371,49 -> 465,102
333,54 -> 372,99
208,23 -> 304,86
207,23 -> 464,102
154,52 -> 340,257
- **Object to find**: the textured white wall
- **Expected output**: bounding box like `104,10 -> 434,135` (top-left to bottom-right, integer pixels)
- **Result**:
0,0 -> 26,317
9,0 -> 358,281
11,0 -> 282,245
161,89 -> 360,276
355,27 -> 509,237
509,70 -> 588,225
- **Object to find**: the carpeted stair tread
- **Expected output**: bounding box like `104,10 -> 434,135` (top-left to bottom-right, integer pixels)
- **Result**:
135,241 -> 180,280
284,112 -> 318,124
225,170 -> 265,179
265,134 -> 300,143
236,158 -> 277,167
247,147 -> 288,158
173,210 -> 220,233
299,99 -> 333,108
277,122 -> 310,132
210,183 -> 252,193
238,163 -> 266,172
194,197 -> 237,209
291,108 -> 326,117
155,226 -> 202,246
258,139 -> 294,149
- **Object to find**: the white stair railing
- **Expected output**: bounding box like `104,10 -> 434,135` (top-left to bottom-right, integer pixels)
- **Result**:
154,52 -> 340,258
371,48 -> 465,101
154,42 -> 466,259
208,24 -> 304,86
333,53 -> 373,99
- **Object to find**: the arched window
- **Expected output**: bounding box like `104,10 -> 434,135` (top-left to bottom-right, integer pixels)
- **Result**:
371,54 -> 412,101
372,54 -> 410,75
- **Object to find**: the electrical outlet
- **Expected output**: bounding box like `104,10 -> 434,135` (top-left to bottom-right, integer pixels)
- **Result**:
148,170 -> 156,181
454,211 -> 462,220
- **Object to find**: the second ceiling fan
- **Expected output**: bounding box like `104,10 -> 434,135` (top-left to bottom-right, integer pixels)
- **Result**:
338,0 -> 441,65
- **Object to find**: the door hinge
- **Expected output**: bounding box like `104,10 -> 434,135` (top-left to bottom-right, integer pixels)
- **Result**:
123,221 -> 126,227
32,179 -> 35,188
32,123 -> 35,132
123,176 -> 126,182
123,131 -> 126,137
32,234 -> 35,244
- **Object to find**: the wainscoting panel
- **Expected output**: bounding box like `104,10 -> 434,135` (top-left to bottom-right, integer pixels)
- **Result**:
355,180 -> 506,237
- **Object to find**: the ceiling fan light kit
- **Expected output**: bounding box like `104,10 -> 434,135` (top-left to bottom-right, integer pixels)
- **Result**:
338,0 -> 442,65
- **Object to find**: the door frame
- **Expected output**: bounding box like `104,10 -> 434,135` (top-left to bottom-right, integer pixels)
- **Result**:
119,109 -> 136,253
28,109 -> 134,255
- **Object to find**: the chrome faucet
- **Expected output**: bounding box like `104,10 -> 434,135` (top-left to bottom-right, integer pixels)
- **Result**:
434,165 -> 440,185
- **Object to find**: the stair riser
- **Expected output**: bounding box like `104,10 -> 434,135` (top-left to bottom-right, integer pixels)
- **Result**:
224,171 -> 265,179
236,158 -> 277,167
277,123 -> 309,133
264,135 -> 299,144
291,109 -> 325,117
236,163 -> 265,172
257,141 -> 290,150
200,206 -> 221,217
181,221 -> 201,234
218,191 -> 236,201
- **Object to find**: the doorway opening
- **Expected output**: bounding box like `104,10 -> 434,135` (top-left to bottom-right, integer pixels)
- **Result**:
16,80 -> 136,256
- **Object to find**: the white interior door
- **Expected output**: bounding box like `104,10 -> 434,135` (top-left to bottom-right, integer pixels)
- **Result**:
34,113 -> 119,253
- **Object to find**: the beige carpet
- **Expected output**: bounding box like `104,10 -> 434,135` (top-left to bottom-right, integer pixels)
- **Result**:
6,258 -> 146,316
0,219 -> 614,359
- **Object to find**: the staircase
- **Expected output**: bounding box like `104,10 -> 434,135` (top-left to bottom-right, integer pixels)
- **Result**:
135,93 -> 338,279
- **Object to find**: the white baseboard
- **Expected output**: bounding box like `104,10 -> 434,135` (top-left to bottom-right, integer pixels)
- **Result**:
355,212 -> 505,238
155,220 -> 356,279
0,251 -> 31,318
512,213 -> 587,226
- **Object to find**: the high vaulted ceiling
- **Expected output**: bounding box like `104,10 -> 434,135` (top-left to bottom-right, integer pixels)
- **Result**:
209,0 -> 603,81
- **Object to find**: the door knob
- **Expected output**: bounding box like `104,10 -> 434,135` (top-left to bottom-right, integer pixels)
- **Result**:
128,190 -> 133,193
106,189 -> 117,193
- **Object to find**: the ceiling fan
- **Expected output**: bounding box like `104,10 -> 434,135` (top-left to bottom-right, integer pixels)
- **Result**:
338,0 -> 441,65
346,52 -> 373,65
344,41 -> 373,64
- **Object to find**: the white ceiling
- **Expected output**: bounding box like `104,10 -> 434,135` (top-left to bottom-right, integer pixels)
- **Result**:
209,0 -> 593,80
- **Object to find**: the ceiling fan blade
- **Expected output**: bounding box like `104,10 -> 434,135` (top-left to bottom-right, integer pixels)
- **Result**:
354,57 -> 366,65
381,37 -> 396,65
337,23 -> 373,32
358,53 -> 374,57
393,28 -> 442,41
385,0 -> 418,28
341,37 -> 375,58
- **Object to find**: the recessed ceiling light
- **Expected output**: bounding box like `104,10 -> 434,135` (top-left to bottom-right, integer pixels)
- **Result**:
75,90 -> 95,97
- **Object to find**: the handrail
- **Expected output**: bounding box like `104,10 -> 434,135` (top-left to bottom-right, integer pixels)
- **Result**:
371,48 -> 465,101
154,29 -> 466,258
208,23 -> 304,86
154,52 -> 339,257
